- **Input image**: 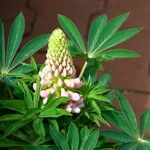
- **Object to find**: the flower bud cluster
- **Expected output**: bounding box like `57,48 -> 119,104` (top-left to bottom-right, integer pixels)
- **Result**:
33,28 -> 84,113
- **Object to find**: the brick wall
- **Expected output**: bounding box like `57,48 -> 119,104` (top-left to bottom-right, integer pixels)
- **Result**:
0,0 -> 150,117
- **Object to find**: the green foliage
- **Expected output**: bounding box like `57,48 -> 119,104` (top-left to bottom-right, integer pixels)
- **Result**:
0,12 -> 145,150
58,13 -> 141,79
102,91 -> 150,149
0,12 -> 49,85
50,122 -> 100,150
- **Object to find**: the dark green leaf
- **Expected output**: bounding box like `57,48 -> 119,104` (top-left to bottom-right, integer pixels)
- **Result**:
118,142 -> 139,150
99,49 -> 139,61
33,118 -> 45,139
88,15 -> 107,51
11,63 -> 32,74
42,97 -> 69,112
98,72 -> 112,88
68,40 -> 83,57
0,19 -> 5,68
30,57 -> 38,72
5,119 -> 32,136
67,122 -> 79,150
9,34 -> 49,70
18,81 -> 33,109
50,126 -> 70,150
90,12 -> 129,57
99,28 -> 142,52
83,59 -> 102,82
0,114 -> 23,122
140,110 -> 150,136
0,100 -> 26,114
88,94 -> 110,103
39,108 -> 70,118
6,12 -> 25,68
58,15 -> 86,54
118,92 -> 139,137
83,130 -> 99,150
103,111 -> 138,138
101,130 -> 134,143
0,137 -> 20,147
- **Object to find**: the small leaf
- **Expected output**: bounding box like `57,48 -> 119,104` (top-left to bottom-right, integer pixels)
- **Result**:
9,34 -> 49,71
101,130 -> 134,143
83,130 -> 99,150
0,114 -> 23,122
58,15 -> 86,54
0,19 -> 5,68
99,49 -> 139,61
88,94 -> 110,103
18,81 -> 33,109
0,137 -> 20,147
103,111 -> 138,138
118,92 -> 139,137
6,12 -> 25,68
90,12 -> 130,57
99,28 -> 142,52
91,100 -> 101,115
98,72 -> 112,88
88,15 -> 107,51
39,108 -> 70,118
50,126 -> 70,150
118,142 -> 139,150
67,122 -> 79,150
0,100 -> 26,114
30,57 -> 38,72
11,63 -> 32,74
140,110 -> 150,136
5,119 -> 32,136
33,118 -> 45,139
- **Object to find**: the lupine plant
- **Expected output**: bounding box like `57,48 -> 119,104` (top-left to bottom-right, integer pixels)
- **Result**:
0,12 -> 150,150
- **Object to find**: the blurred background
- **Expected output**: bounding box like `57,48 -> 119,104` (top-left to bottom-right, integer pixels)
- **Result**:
0,0 -> 150,117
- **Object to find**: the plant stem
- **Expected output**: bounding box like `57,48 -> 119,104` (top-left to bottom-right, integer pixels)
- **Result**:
79,61 -> 88,79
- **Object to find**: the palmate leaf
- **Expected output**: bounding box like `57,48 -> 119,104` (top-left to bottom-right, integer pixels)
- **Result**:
0,19 -> 5,68
98,49 -> 139,61
90,12 -> 129,57
118,142 -> 139,150
5,12 -> 25,68
58,15 -> 86,54
88,15 -> 107,51
9,34 -> 49,71
140,110 -> 150,136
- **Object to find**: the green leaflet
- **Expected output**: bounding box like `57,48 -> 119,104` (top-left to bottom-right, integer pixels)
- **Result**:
88,15 -> 107,51
90,12 -> 129,57
140,110 -> 150,136
0,100 -> 27,114
9,34 -> 49,71
67,122 -> 79,150
58,15 -> 86,54
98,49 -> 139,61
5,12 -> 25,68
0,19 -> 5,68
50,126 -> 70,150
